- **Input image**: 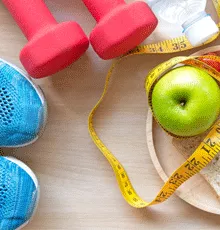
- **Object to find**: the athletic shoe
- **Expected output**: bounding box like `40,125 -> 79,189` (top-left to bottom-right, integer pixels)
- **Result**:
0,59 -> 47,147
0,156 -> 39,230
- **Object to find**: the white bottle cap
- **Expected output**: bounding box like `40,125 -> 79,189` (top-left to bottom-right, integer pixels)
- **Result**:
182,11 -> 219,47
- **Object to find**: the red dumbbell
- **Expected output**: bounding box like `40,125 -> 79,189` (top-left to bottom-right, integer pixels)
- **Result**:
82,0 -> 158,59
2,0 -> 89,78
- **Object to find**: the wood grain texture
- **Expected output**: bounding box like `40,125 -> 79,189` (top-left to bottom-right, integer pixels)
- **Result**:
0,0 -> 220,229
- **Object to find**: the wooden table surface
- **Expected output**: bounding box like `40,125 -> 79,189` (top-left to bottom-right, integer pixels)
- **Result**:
1,1 -> 220,229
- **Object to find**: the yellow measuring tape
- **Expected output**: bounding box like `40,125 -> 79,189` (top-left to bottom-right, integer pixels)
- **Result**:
88,55 -> 220,208
88,1 -> 220,208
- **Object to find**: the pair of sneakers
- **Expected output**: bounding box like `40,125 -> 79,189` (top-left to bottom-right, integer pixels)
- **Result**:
0,58 -> 47,229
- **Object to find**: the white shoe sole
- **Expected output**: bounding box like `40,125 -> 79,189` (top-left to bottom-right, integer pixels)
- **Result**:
0,58 -> 48,148
5,157 -> 40,230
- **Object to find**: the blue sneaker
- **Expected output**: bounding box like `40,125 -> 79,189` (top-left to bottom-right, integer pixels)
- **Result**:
0,59 -> 47,147
0,156 -> 39,230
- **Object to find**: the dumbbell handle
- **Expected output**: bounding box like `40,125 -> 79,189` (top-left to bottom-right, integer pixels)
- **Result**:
82,0 -> 125,22
2,0 -> 57,40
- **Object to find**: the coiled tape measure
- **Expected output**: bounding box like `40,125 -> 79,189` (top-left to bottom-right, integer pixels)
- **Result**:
88,1 -> 220,208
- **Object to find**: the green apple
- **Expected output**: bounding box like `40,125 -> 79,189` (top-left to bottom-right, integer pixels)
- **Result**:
151,66 -> 220,137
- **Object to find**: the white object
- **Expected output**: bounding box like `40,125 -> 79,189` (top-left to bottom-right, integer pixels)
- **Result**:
146,0 -> 219,46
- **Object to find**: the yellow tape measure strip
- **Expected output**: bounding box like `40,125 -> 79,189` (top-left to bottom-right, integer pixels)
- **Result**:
125,27 -> 220,56
88,1 -> 220,208
213,0 -> 220,18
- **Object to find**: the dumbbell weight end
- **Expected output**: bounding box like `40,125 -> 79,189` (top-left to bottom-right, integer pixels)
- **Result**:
83,1 -> 158,59
2,0 -> 89,78
20,21 -> 89,78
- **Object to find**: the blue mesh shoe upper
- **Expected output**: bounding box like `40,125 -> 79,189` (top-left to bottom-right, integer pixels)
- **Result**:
0,60 -> 45,147
0,157 -> 38,230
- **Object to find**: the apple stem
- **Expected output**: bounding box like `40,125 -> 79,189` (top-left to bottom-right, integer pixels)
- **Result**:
180,101 -> 186,107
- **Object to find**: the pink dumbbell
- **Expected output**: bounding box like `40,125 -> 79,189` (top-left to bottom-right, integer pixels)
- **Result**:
82,0 -> 158,59
2,0 -> 89,78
